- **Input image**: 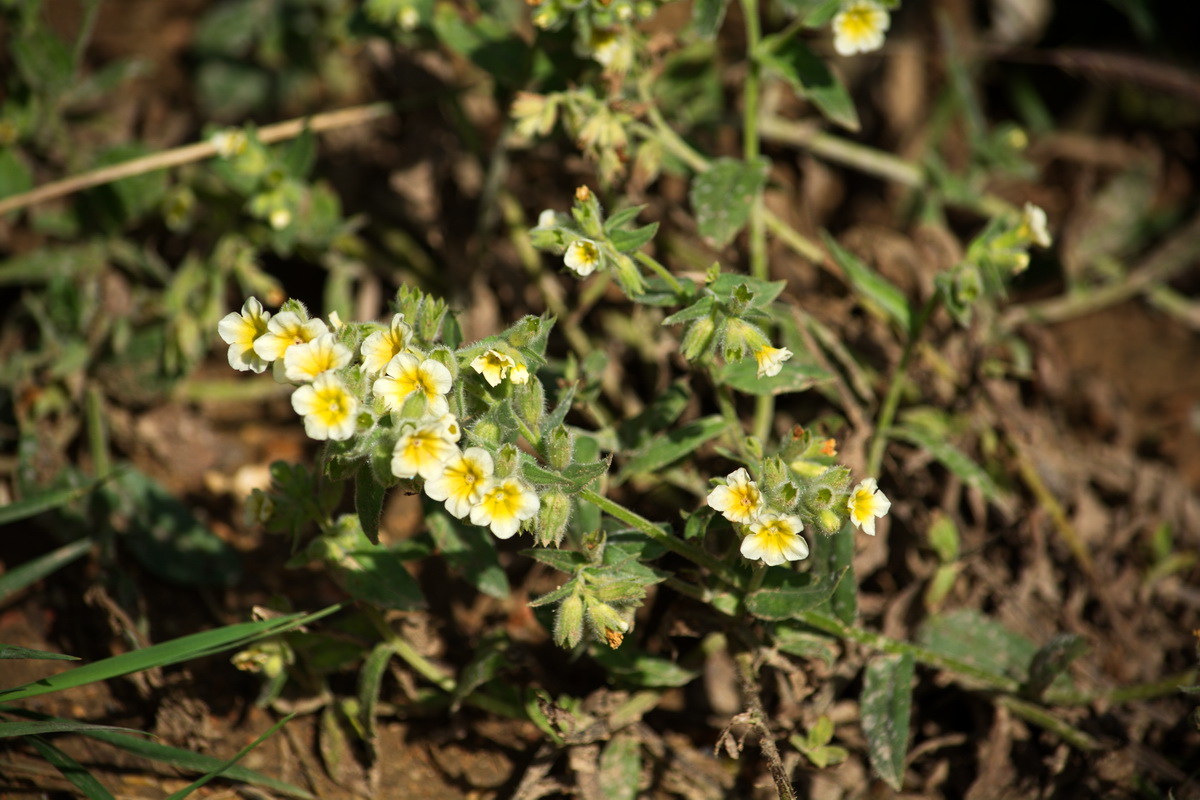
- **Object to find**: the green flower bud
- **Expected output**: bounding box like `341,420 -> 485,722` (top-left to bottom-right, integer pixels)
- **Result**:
515,378 -> 545,430
427,346 -> 459,382
472,419 -> 501,448
554,592 -> 585,649
586,600 -> 629,649
495,442 -> 519,478
535,491 -> 572,547
571,185 -> 605,239
612,252 -> 646,297
681,316 -> 717,362
817,508 -> 842,534
545,425 -> 574,471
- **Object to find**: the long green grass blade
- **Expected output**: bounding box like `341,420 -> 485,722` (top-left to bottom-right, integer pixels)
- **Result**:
165,714 -> 295,800
86,728 -> 314,799
0,537 -> 94,605
0,645 -> 80,661
0,604 -> 341,703
0,720 -> 147,738
0,482 -> 97,525
30,736 -> 116,800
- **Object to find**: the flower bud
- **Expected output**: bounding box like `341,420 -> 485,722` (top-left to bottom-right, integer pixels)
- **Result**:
680,316 -> 717,362
515,378 -> 545,430
545,425 -> 574,470
554,592 -> 585,649
535,490 -> 572,547
472,419 -> 501,448
495,442 -> 519,478
586,599 -> 629,641
613,253 -> 646,297
427,346 -> 459,382
817,508 -> 842,534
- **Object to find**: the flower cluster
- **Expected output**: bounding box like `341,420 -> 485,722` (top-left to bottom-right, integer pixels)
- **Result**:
706,466 -> 891,566
218,297 -> 544,540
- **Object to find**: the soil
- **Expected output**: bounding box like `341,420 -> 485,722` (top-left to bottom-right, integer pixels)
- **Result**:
2,1 -> 1199,799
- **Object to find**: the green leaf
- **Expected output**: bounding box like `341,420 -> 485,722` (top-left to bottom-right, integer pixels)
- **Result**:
522,548 -> 588,573
78,143 -> 170,231
105,468 -> 242,587
715,357 -> 832,396
279,128 -> 317,180
815,523 -> 857,625
757,34 -> 859,131
776,0 -> 842,26
609,222 -> 659,253
450,633 -> 507,712
708,273 -> 787,308
354,467 -> 387,546
890,423 -> 1001,501
562,460 -> 610,489
165,715 -> 295,800
0,607 -> 338,703
335,545 -> 425,611
599,732 -> 642,800
0,537 -> 94,605
431,4 -> 530,88
29,736 -> 116,800
85,728 -> 314,799
604,205 -> 647,232
591,646 -> 700,687
617,416 -> 727,482
690,158 -> 769,248
691,0 -> 729,39
0,720 -> 147,738
0,147 -> 33,201
0,645 -> 80,661
745,567 -> 848,621
356,642 -> 393,747
12,29 -> 74,99
661,295 -> 715,326
426,509 -> 509,599
0,480 -> 101,525
916,609 -> 1037,684
861,653 -> 913,791
1023,634 -> 1088,700
617,382 -> 691,449
821,232 -> 911,331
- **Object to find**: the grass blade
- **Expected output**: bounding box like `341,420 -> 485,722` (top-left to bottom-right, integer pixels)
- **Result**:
0,720 -> 149,738
0,604 -> 341,703
0,537 -> 94,605
0,645 -> 80,661
164,714 -> 295,800
0,482 -> 98,525
29,736 -> 116,800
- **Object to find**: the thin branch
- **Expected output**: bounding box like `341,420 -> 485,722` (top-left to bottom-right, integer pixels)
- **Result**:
0,102 -> 395,217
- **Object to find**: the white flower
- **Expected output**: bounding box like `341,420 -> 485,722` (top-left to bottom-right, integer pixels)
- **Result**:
847,477 -> 891,536
284,333 -> 352,383
536,209 -> 557,228
373,353 -> 453,417
392,418 -> 461,480
360,314 -> 413,375
706,468 -> 763,524
217,297 -> 271,373
1019,202 -> 1052,248
741,513 -> 809,566
754,345 -> 793,378
291,373 -> 358,441
253,311 -> 329,363
470,477 -> 540,539
425,447 -> 495,519
564,239 -> 601,277
508,362 -> 530,385
470,349 -> 516,388
832,0 -> 890,56
211,129 -> 247,158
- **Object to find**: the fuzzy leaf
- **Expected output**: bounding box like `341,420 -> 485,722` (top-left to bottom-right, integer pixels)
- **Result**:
690,158 -> 768,247
822,232 -> 912,330
354,466 -> 387,546
757,34 -> 859,130
745,567 -> 848,621
599,732 -> 642,800
617,416 -> 727,481
861,653 -> 914,791
715,357 -> 832,396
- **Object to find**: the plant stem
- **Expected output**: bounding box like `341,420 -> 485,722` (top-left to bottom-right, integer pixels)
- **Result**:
579,488 -> 744,590
865,290 -> 940,477
740,0 -> 767,283
634,251 -> 684,296
0,102 -> 395,216
735,650 -> 797,800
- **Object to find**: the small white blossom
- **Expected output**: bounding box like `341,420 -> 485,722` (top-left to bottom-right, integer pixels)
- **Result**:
706,468 -> 763,524
284,333 -> 352,383
564,239 -> 601,277
253,312 -> 329,363
291,373 -> 358,441
832,0 -> 890,56
741,513 -> 809,566
1019,202 -> 1052,248
471,349 -> 517,388
754,345 -> 793,378
217,297 -> 271,373
392,418 -> 461,480
470,477 -> 540,539
211,129 -> 248,158
425,447 -> 495,519
847,477 -> 891,536
361,314 -> 413,375
374,353 -> 453,417
536,209 -> 558,228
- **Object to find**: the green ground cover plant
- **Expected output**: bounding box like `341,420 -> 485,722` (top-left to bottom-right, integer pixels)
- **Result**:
2,0 -> 1198,796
